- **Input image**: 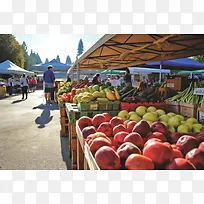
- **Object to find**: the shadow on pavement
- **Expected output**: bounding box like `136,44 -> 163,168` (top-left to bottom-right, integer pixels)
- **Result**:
11,99 -> 24,104
33,103 -> 59,128
60,133 -> 72,170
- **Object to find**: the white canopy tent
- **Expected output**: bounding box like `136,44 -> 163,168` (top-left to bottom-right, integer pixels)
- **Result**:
128,67 -> 170,74
0,60 -> 34,76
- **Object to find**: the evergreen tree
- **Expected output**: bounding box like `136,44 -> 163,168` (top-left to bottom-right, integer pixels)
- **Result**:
45,58 -> 49,63
56,55 -> 60,62
193,55 -> 204,63
77,39 -> 84,57
65,55 -> 72,64
36,53 -> 42,64
0,34 -> 24,68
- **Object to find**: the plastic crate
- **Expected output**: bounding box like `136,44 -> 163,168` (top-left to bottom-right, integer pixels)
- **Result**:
78,101 -> 98,111
110,111 -> 120,117
98,101 -> 112,111
65,103 -> 80,124
112,101 -> 120,110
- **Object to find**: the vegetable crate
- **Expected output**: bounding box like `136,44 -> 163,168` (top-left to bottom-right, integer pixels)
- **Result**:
60,116 -> 68,137
78,101 -> 99,111
180,102 -> 199,118
120,102 -> 166,112
165,101 -> 180,114
68,123 -> 77,170
76,122 -> 100,170
197,107 -> 204,123
65,103 -> 81,124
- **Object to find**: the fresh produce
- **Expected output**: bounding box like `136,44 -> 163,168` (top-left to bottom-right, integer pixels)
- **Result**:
77,105 -> 204,170
167,81 -> 204,106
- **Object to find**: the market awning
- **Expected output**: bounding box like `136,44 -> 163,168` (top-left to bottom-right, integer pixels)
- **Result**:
129,67 -> 170,74
0,60 -> 34,76
68,34 -> 204,74
146,58 -> 204,70
101,70 -> 126,75
178,70 -> 204,75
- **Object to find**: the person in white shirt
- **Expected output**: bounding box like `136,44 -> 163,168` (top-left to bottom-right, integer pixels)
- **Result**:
20,74 -> 29,100
7,75 -> 13,96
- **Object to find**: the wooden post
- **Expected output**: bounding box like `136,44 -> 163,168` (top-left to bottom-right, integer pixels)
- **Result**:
76,56 -> 80,84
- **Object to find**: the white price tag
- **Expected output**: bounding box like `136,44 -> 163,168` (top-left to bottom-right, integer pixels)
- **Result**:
194,88 -> 204,95
199,111 -> 204,122
167,83 -> 174,88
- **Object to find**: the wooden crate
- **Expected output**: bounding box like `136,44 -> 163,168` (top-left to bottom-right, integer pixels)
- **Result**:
60,117 -> 68,137
60,106 -> 66,117
165,101 -> 180,114
76,122 -> 100,170
180,102 -> 199,118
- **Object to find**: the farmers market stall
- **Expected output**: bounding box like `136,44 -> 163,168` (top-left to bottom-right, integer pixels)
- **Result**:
62,34 -> 204,170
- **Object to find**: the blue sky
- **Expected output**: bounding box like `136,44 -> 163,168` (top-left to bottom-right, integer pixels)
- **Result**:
15,34 -> 103,64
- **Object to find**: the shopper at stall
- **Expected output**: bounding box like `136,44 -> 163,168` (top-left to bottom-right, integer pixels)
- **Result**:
32,76 -> 37,91
7,75 -> 13,96
92,73 -> 101,85
67,75 -> 71,82
20,74 -> 29,100
120,68 -> 132,94
43,65 -> 55,105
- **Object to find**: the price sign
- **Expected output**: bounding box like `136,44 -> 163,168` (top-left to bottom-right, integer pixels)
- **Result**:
194,88 -> 204,95
167,83 -> 174,88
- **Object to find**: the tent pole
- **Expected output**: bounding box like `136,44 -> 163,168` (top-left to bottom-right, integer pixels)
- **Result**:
159,62 -> 162,83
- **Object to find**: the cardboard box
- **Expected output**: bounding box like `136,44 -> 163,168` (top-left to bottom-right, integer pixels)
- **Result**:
197,107 -> 204,123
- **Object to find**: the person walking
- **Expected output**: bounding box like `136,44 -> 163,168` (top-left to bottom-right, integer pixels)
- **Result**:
120,68 -> 132,94
20,74 -> 29,100
7,75 -> 13,96
92,73 -> 101,85
43,65 -> 55,105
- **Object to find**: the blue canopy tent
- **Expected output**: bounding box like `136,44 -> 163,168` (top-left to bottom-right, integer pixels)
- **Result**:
146,58 -> 204,82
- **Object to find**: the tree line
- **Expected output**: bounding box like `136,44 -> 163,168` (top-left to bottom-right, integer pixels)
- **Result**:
0,34 -> 84,70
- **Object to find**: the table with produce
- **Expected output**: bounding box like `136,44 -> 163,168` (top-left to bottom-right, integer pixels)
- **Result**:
57,80 -> 204,170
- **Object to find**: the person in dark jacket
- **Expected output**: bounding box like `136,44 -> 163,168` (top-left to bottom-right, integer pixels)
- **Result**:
92,73 -> 101,85
43,65 -> 55,105
120,68 -> 132,94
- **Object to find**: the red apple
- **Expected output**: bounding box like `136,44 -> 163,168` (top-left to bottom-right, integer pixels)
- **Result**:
169,132 -> 183,144
92,114 -> 106,128
97,122 -> 113,137
165,158 -> 196,170
150,121 -> 168,135
144,138 -> 162,148
113,124 -> 128,136
143,141 -> 173,168
125,154 -> 154,170
95,146 -> 121,170
78,116 -> 93,130
171,144 -> 177,149
111,146 -> 117,151
176,135 -> 198,156
110,116 -> 124,128
89,137 -> 112,155
132,120 -> 151,138
86,132 -> 108,143
195,132 -> 204,144
199,142 -> 204,151
117,142 -> 141,167
124,132 -> 144,149
172,149 -> 184,159
146,132 -> 167,142
114,131 -> 129,144
126,121 -> 137,133
185,148 -> 204,170
82,126 -> 96,139
103,113 -> 112,122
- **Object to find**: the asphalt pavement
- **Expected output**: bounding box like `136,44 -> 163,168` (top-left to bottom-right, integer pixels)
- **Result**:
0,90 -> 71,170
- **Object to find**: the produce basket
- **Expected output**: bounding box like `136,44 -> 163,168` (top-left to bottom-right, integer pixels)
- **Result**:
165,101 -> 180,114
77,101 -> 99,111
180,102 -> 199,118
98,101 -> 112,111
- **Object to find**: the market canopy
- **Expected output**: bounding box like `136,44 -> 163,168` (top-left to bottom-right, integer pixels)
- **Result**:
146,58 -> 204,70
177,70 -> 204,75
129,67 -> 170,74
0,60 -> 34,76
101,70 -> 125,75
68,34 -> 204,74
32,59 -> 71,72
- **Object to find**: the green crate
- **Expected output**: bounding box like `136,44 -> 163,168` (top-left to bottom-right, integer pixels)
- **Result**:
80,111 -> 89,117
98,101 -> 112,111
65,103 -> 80,124
110,110 -> 119,117
78,101 -> 99,111
112,101 -> 120,110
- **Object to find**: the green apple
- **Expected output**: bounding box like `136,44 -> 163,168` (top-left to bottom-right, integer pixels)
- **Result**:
147,106 -> 157,112
156,109 -> 166,116
192,124 -> 203,133
168,116 -> 181,128
118,110 -> 130,121
135,106 -> 147,117
159,114 -> 170,122
129,111 -> 137,116
175,115 -> 184,122
129,114 -> 141,122
177,124 -> 189,134
186,118 -> 198,124
184,122 -> 193,131
168,125 -> 176,133
143,112 -> 158,122
167,112 -> 176,117
161,121 -> 168,127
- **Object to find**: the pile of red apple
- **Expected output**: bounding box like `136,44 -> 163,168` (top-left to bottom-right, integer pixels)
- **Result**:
77,113 -> 204,170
